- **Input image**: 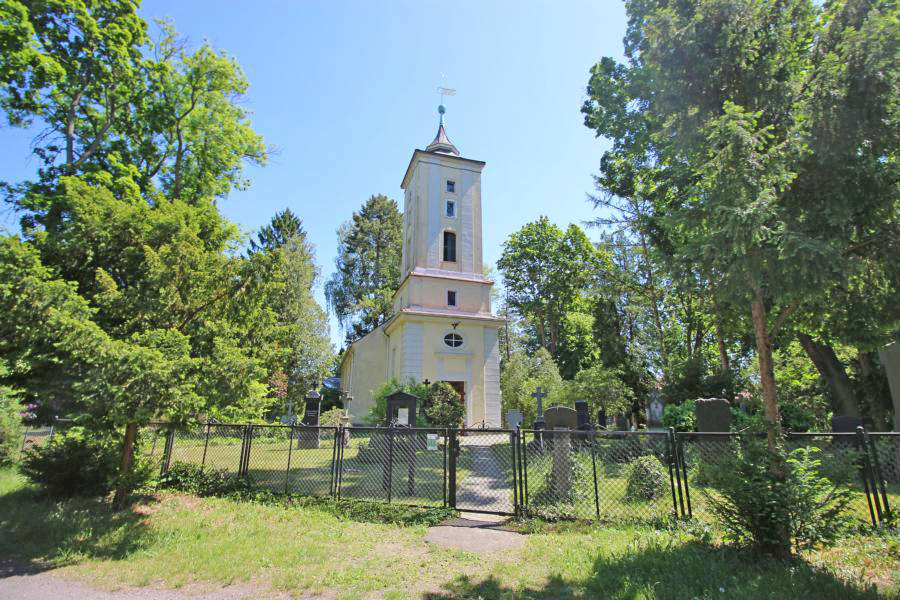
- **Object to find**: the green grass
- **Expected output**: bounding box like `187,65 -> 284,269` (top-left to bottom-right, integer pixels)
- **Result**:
0,467 -> 895,599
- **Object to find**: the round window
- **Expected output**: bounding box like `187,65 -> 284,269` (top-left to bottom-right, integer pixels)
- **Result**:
443,333 -> 463,348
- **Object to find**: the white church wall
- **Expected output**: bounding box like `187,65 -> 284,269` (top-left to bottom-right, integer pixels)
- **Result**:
483,327 -> 502,428
339,326 -> 388,423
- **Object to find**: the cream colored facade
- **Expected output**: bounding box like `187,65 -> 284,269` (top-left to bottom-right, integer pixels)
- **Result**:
340,119 -> 503,426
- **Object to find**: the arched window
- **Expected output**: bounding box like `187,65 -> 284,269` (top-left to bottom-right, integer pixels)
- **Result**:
443,231 -> 457,262
443,332 -> 463,348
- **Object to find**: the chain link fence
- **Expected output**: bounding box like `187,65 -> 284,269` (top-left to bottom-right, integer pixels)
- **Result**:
146,422 -> 895,526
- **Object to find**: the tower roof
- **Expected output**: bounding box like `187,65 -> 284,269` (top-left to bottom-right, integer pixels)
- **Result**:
425,105 -> 459,156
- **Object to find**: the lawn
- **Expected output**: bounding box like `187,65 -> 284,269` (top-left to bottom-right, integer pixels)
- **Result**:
0,468 -> 895,599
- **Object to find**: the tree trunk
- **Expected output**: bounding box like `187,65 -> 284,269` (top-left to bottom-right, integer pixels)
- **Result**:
797,334 -> 860,418
750,291 -> 781,454
113,422 -> 138,511
639,234 -> 669,374
716,321 -> 730,371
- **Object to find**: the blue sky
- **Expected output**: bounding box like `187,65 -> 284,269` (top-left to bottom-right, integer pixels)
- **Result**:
0,1 -> 626,348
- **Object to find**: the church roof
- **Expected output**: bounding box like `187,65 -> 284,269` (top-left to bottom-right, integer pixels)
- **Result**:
425,121 -> 459,156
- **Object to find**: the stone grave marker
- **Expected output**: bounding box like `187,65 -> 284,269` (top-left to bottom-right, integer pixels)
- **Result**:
544,406 -> 578,431
695,398 -> 731,433
575,400 -> 591,431
596,407 -> 607,429
385,391 -> 417,427
831,415 -> 864,433
614,414 -> 630,431
298,390 -> 321,448
551,428 -> 574,502
532,387 -> 547,430
506,410 -> 523,430
878,341 -> 900,431
647,393 -> 665,431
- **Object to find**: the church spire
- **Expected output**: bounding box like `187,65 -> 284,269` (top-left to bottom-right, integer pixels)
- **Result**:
425,104 -> 459,156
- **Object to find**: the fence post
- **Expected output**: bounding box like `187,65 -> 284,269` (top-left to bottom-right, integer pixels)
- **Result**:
442,428 -> 448,508
447,428 -> 457,509
590,428 -> 600,519
517,426 -> 527,514
201,423 -> 210,469
862,429 -> 892,522
509,429 -> 519,516
162,427 -> 175,475
387,427 -> 395,503
677,433 -> 692,518
329,426 -> 339,498
285,426 -> 295,495
666,428 -> 680,518
855,426 -> 879,527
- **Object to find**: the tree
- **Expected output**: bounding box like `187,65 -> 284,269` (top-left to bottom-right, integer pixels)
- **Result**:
425,382 -> 465,428
500,347 -> 565,428
564,363 -> 633,421
1,4 -> 267,214
582,0 -> 898,466
497,218 -> 605,360
325,194 -> 402,342
250,209 -> 333,408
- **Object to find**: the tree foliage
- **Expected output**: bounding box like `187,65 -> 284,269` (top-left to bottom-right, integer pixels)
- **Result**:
325,194 -> 402,343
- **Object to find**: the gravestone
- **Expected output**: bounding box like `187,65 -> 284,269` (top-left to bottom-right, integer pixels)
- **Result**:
878,341 -> 900,431
831,415 -> 864,433
297,391 -> 321,448
506,410 -> 523,430
544,406 -> 578,431
385,391 -> 417,427
575,400 -> 591,431
695,398 -> 731,433
384,391 -> 418,495
647,393 -> 665,431
551,429 -> 574,502
614,414 -> 629,431
596,407 -> 607,429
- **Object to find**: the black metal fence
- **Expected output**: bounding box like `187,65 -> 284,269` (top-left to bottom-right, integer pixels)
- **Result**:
142,422 -> 897,527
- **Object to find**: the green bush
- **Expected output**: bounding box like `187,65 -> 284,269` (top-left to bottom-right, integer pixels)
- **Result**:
703,439 -> 853,556
19,428 -> 153,498
425,382 -> 465,428
662,400 -> 696,432
319,407 -> 344,427
625,455 -> 668,502
0,386 -> 25,466
158,462 -> 252,497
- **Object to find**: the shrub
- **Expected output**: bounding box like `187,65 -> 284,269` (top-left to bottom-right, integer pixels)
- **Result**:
425,382 -> 465,428
662,400 -> 696,432
319,407 -> 344,427
19,428 -> 153,498
625,455 -> 668,502
0,385 -> 25,466
702,439 -> 853,556
158,462 -> 252,497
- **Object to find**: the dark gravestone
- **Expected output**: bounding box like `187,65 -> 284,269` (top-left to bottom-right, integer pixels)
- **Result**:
575,400 -> 591,431
384,391 -> 418,495
695,398 -> 732,433
544,406 -> 578,431
298,393 -> 321,448
596,407 -> 607,429
831,415 -> 864,433
615,414 -> 630,431
385,391 -> 417,427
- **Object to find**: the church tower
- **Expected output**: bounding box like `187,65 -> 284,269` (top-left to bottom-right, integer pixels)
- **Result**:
340,106 -> 503,427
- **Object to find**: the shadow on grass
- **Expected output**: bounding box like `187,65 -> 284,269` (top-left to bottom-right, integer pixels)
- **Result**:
424,540 -> 881,600
0,484 -> 155,570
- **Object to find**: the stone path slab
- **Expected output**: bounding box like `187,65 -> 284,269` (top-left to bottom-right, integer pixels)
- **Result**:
424,514 -> 525,554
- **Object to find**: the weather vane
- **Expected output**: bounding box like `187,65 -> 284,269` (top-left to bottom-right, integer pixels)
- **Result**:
436,86 -> 456,122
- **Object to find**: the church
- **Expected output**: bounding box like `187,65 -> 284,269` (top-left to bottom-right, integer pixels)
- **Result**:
340,107 -> 504,427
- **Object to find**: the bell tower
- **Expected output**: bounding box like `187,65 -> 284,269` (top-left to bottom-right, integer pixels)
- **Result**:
399,105 -> 486,283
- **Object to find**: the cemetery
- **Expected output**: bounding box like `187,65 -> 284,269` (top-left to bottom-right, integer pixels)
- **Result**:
1,0 -> 898,598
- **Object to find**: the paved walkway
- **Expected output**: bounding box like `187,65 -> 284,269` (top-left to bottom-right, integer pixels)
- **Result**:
455,443 -> 513,513
424,514 -> 525,555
